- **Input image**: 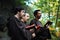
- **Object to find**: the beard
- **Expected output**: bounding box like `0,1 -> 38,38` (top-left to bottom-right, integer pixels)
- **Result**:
37,16 -> 41,19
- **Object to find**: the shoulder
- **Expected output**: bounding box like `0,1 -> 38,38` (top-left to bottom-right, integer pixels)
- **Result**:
7,16 -> 15,21
30,19 -> 36,25
30,19 -> 35,23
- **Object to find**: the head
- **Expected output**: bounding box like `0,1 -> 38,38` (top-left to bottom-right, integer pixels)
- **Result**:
14,6 -> 25,18
22,13 -> 30,22
34,10 -> 41,19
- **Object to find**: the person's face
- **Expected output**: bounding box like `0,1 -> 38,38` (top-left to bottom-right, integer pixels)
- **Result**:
19,10 -> 25,18
23,14 -> 30,22
36,11 -> 41,19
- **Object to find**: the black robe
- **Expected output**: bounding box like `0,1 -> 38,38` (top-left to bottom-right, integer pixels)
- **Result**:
30,19 -> 51,40
7,16 -> 32,40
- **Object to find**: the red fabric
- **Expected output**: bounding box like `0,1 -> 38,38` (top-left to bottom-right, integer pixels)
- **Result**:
36,25 -> 40,30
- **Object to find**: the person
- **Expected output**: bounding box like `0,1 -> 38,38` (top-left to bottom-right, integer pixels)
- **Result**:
30,10 -> 51,40
44,20 -> 52,40
21,13 -> 36,40
7,6 -> 31,40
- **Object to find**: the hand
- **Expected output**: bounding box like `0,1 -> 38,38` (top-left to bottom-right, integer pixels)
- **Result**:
30,29 -> 34,32
35,25 -> 40,30
32,33 -> 36,38
26,24 -> 35,29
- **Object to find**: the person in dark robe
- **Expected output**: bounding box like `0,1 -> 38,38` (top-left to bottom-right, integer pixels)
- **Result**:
30,10 -> 51,40
44,21 -> 52,39
21,13 -> 36,40
7,6 -> 32,40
